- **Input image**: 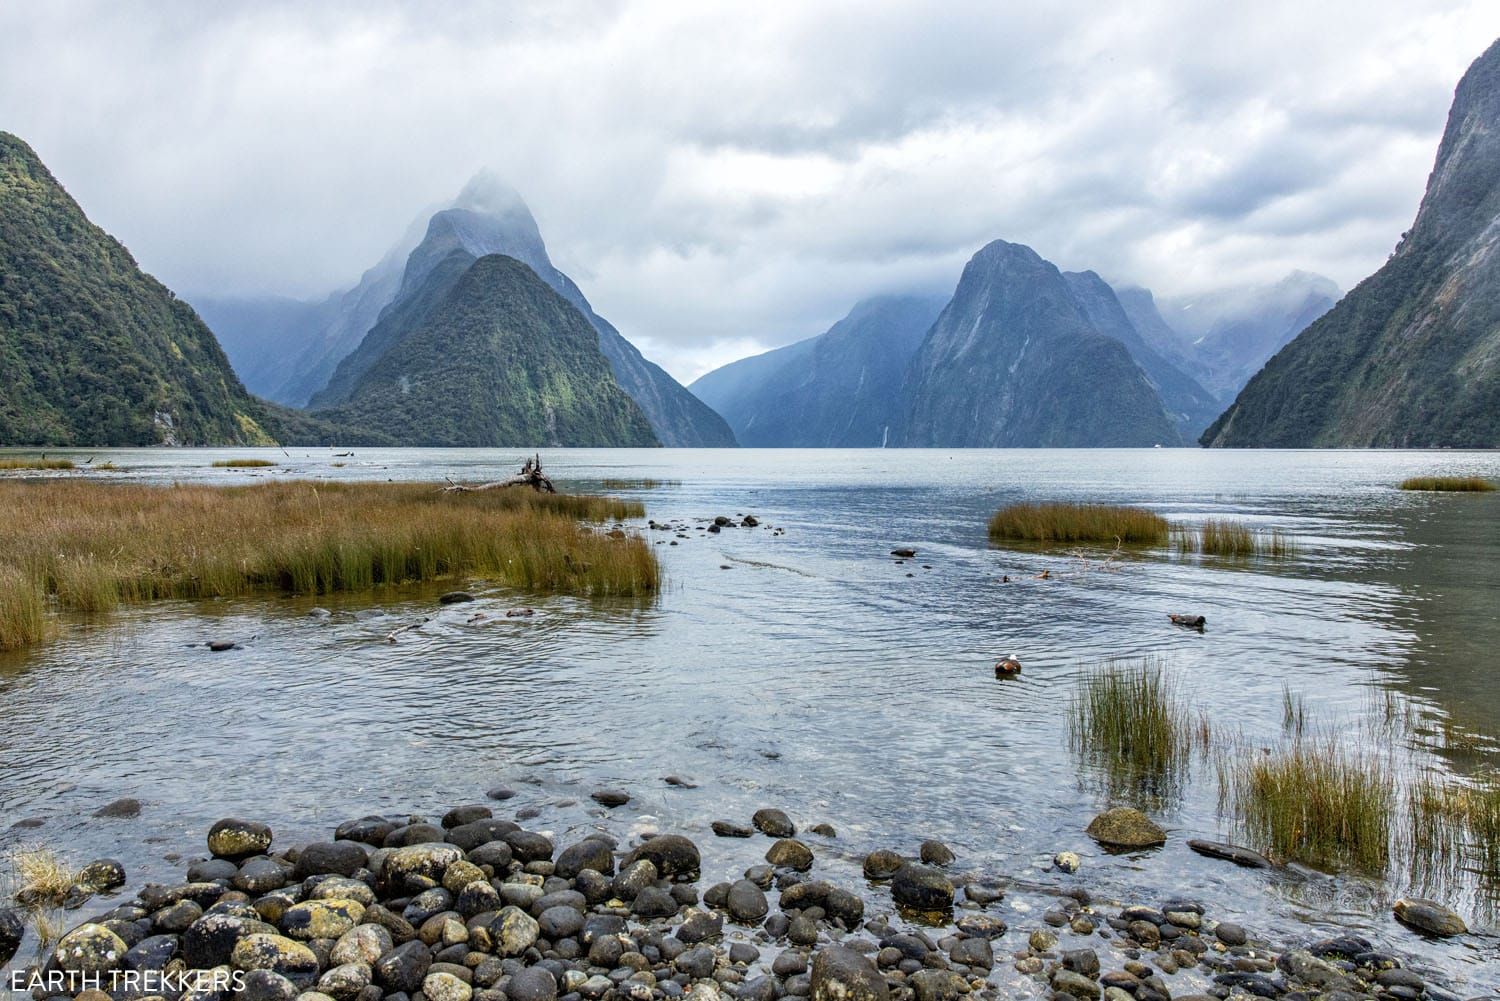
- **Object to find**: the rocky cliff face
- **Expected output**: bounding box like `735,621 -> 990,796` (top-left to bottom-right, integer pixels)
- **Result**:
897,241 -> 1180,447
690,295 -> 946,446
1204,39 -> 1500,448
314,254 -> 658,447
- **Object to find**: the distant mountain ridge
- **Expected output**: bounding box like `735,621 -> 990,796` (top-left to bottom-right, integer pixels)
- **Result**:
1204,38 -> 1500,447
0,131 -> 362,446
1159,271 -> 1340,401
690,294 -> 946,446
1061,270 -> 1223,439
694,242 -> 1212,448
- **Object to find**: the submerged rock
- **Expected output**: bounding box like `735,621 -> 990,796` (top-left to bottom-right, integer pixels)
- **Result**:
1085,807 -> 1166,848
1393,898 -> 1466,937
752,808 -> 796,838
624,834 -> 701,880
1186,838 -> 1270,868
92,797 -> 141,819
890,863 -> 954,912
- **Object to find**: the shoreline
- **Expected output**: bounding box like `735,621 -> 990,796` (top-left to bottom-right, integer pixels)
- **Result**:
3,799 -> 1493,1001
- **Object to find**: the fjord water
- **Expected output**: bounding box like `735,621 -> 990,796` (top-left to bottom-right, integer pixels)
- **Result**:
1,449 -> 1497,986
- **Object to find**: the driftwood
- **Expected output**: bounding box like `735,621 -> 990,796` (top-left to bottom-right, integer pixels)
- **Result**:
444,453 -> 557,494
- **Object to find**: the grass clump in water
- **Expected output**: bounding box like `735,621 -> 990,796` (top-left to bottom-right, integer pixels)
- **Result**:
1069,659 -> 1201,803
1399,476 -> 1495,492
1408,774 -> 1500,890
1172,520 -> 1298,558
989,502 -> 1168,546
0,567 -> 50,650
213,458 -> 277,468
0,457 -> 75,470
1219,735 -> 1394,873
0,480 -> 658,651
4,845 -> 76,909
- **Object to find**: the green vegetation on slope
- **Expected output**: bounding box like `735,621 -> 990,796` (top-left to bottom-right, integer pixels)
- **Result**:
0,133 -> 278,446
316,254 -> 660,447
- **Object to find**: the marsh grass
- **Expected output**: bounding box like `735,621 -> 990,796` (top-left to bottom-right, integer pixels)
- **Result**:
1172,520 -> 1298,558
1069,659 -> 1202,803
0,480 -> 657,651
0,457 -> 75,470
213,458 -> 277,468
1218,734 -> 1394,873
1399,476 -> 1495,492
989,502 -> 1168,546
0,567 -> 50,650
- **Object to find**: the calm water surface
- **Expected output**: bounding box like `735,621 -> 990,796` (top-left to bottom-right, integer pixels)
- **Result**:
1,448 -> 1497,989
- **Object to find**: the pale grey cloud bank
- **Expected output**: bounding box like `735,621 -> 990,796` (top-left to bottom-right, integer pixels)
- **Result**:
2,0 -> 1497,381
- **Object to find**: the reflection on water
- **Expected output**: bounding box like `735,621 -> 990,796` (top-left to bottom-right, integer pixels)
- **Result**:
0,447 -> 1497,986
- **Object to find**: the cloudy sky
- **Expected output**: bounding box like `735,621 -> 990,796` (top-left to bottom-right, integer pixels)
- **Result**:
3,1 -> 1498,382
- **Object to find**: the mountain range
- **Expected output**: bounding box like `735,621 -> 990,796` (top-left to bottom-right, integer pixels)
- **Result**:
692,243 -> 1302,448
1205,38 -> 1500,447
198,178 -> 735,447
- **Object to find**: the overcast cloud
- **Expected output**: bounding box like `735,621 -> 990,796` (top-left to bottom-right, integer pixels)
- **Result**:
3,0 -> 1497,381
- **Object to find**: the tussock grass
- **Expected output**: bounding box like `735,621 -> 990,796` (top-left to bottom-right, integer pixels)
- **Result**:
1399,476 -> 1495,492
1069,659 -> 1202,802
1219,735 -> 1394,872
989,502 -> 1168,545
0,481 -> 657,651
1172,519 -> 1298,558
0,457 -> 75,470
213,458 -> 277,468
4,846 -> 76,909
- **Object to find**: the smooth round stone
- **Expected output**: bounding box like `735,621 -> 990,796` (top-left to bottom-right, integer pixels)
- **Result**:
751,809 -> 796,838
1393,898 -> 1467,937
424,971 -> 474,1001
810,945 -> 888,1001
1084,808 -> 1166,849
442,805 -> 493,830
293,842 -> 367,880
765,839 -> 814,872
53,924 -> 128,974
861,850 -> 904,880
230,933 -> 321,988
624,834 -> 701,880
592,789 -> 630,808
919,841 -> 954,866
235,857 -> 290,894
209,818 -> 274,860
538,905 -> 585,939
77,858 -> 127,891
890,864 -> 954,912
726,880 -> 768,924
508,966 -> 559,1001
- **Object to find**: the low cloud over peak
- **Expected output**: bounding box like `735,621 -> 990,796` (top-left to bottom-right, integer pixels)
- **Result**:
2,0 -> 1495,381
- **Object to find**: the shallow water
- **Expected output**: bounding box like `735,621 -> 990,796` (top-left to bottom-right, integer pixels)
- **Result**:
1,448 -> 1498,989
